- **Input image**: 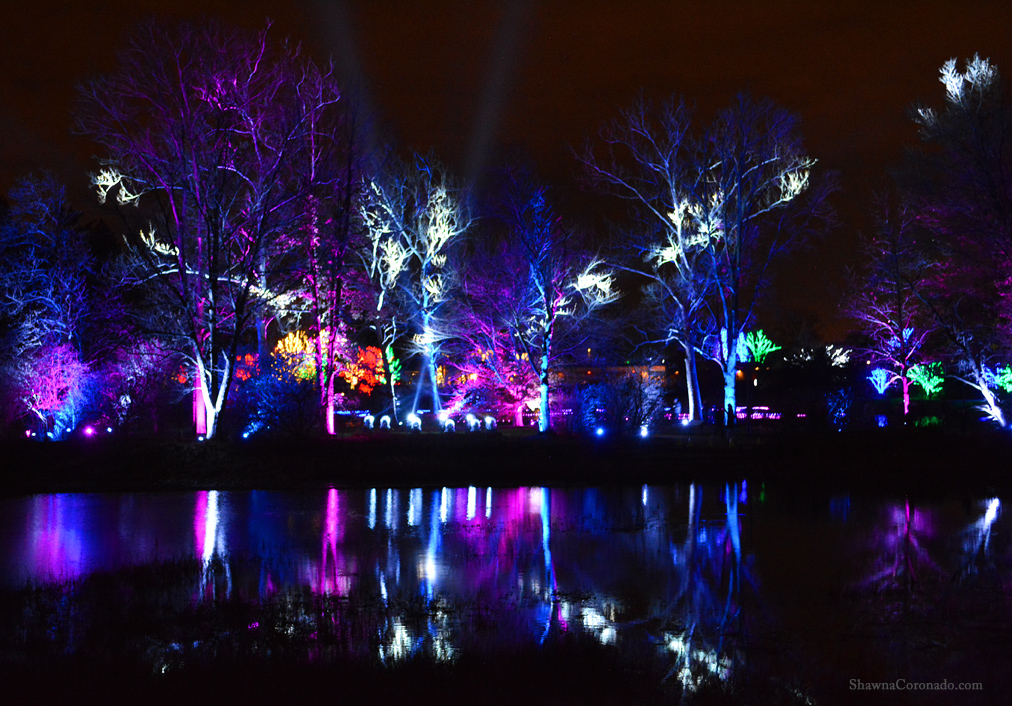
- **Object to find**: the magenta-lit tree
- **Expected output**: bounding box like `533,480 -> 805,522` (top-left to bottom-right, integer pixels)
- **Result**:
848,197 -> 935,418
78,20 -> 343,438
278,88 -> 370,435
901,55 -> 1012,425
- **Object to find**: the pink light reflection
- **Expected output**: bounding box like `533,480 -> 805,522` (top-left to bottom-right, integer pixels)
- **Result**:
319,488 -> 351,596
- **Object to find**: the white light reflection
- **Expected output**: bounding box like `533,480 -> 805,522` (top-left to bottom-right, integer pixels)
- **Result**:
485,487 -> 492,518
440,487 -> 449,524
194,490 -> 230,599
467,486 -> 476,520
385,488 -> 394,529
965,497 -> 1001,569
368,488 -> 376,529
409,488 -> 422,526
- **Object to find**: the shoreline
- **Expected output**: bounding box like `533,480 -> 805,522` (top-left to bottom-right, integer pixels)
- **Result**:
3,429 -> 1010,497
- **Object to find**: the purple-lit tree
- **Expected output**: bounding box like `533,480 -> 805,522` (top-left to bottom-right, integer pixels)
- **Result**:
359,155 -> 471,416
0,175 -> 95,437
78,20 -> 342,438
848,198 -> 935,417
901,55 -> 1012,425
461,167 -> 616,432
279,89 -> 370,435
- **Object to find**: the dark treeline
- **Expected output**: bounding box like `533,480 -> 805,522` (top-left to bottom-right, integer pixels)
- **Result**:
0,18 -> 1008,441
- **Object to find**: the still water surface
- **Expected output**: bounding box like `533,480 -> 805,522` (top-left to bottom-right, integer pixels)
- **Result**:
0,484 -> 1007,698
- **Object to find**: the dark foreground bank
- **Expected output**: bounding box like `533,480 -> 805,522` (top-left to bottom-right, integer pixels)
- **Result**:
2,428 -> 1011,497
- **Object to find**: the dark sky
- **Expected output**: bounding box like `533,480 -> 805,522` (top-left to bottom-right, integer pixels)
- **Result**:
2,0 -> 1011,338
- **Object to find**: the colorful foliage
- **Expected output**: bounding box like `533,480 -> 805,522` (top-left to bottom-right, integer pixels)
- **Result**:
339,347 -> 386,395
908,362 -> 944,398
745,330 -> 781,364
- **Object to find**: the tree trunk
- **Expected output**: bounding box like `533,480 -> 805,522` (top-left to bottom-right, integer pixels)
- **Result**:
538,352 -> 550,433
722,367 -> 737,427
682,341 -> 703,423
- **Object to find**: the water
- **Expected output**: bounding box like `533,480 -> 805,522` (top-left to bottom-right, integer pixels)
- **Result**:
0,484 -> 1007,701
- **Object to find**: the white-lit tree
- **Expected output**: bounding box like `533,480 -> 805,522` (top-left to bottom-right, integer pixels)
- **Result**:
580,96 -> 709,422
359,155 -> 471,415
583,94 -> 833,424
696,94 -> 833,423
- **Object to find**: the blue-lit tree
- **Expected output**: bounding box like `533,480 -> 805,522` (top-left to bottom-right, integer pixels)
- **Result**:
478,167 -> 617,432
0,175 -> 95,437
698,95 -> 835,423
580,95 -> 708,423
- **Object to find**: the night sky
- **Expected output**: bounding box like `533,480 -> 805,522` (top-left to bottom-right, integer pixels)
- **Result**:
2,0 -> 1010,338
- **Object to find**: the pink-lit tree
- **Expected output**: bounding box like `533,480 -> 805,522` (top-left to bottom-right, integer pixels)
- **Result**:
78,20 -> 344,438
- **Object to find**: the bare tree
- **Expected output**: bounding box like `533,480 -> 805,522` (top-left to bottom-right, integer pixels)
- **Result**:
697,94 -> 834,423
848,197 -> 935,418
78,20 -> 341,438
0,175 -> 94,436
359,155 -> 471,416
580,95 -> 708,423
582,94 -> 833,424
478,167 -> 617,432
901,55 -> 1012,426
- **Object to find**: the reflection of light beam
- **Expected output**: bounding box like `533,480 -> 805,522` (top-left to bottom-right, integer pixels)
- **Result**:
486,487 -> 492,518
368,488 -> 376,529
467,486 -> 476,520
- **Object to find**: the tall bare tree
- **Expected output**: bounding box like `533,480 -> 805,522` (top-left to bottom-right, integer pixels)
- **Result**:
582,94 -> 833,423
78,20 -> 341,438
848,197 -> 935,417
359,155 -> 471,415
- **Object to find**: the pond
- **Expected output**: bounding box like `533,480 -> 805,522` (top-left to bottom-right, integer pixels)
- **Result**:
0,483 -> 1007,703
